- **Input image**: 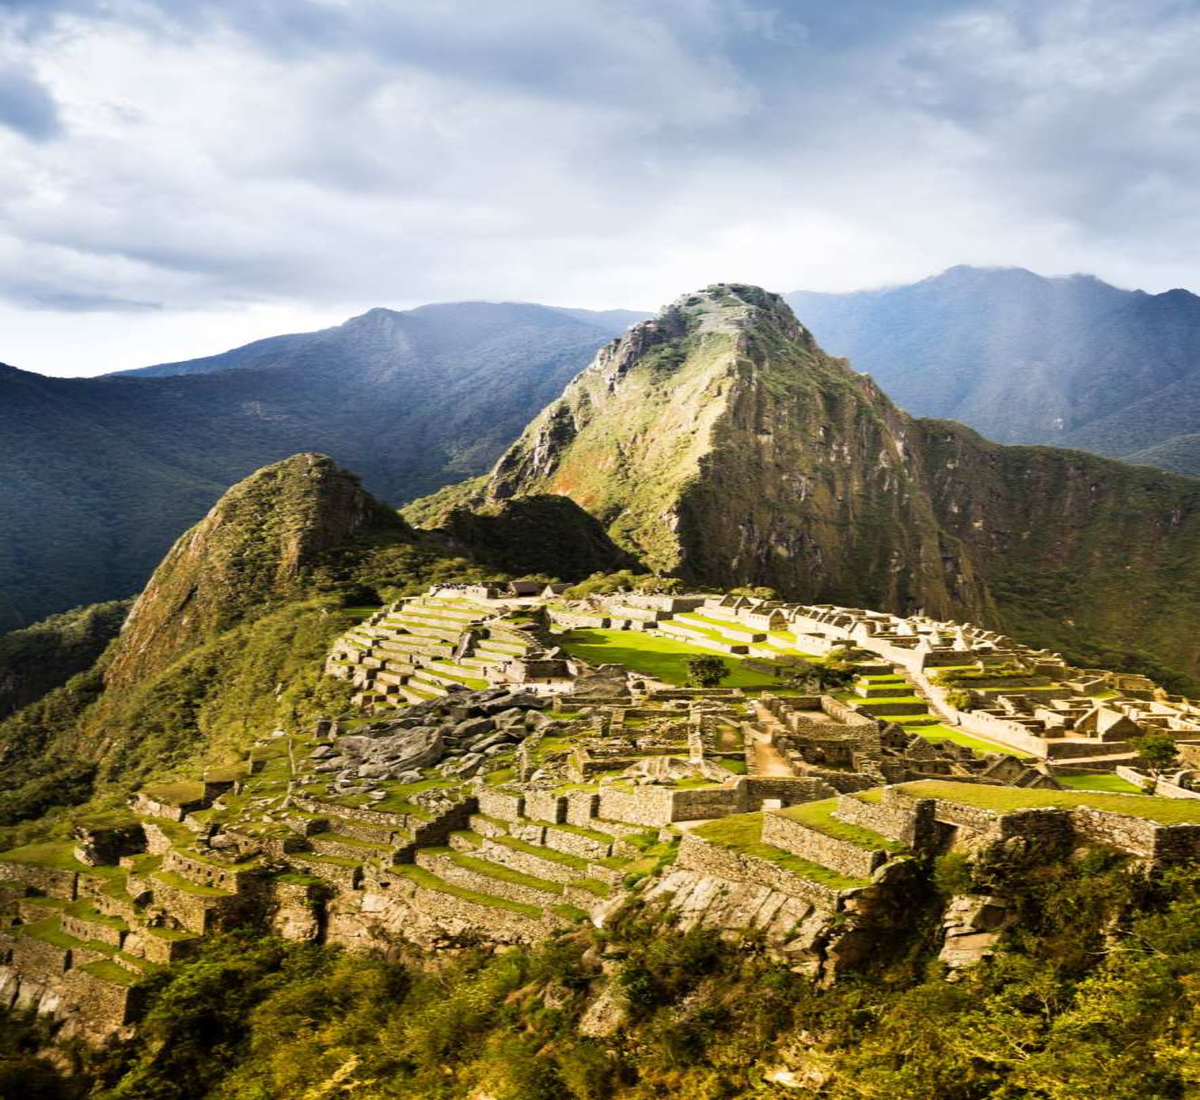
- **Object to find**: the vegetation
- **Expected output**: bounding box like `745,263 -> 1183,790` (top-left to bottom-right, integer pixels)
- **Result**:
0,599 -> 130,719
556,629 -> 779,688
5,854 -> 1195,1099
685,654 -> 728,687
1133,732 -> 1180,777
561,571 -> 686,599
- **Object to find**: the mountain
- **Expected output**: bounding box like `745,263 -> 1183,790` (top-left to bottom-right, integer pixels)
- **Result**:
785,265 -> 1200,475
0,301 -> 639,633
414,284 -> 1200,683
104,453 -> 410,689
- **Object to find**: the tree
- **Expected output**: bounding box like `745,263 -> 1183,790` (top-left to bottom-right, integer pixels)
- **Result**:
1133,732 -> 1178,778
686,655 -> 728,688
729,586 -> 777,600
785,659 -> 856,694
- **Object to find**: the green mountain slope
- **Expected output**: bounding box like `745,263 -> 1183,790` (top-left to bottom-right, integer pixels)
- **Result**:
421,284 -> 1200,682
0,600 -> 129,719
0,453 -> 491,833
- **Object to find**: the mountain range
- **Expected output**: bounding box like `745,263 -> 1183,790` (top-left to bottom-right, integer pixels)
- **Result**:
4,264 -> 1200,639
0,302 -> 640,632
787,265 -> 1200,475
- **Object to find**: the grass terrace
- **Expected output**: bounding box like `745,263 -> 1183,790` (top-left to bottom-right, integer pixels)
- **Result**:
776,798 -> 907,852
910,722 -> 1030,758
1056,773 -> 1144,795
0,839 -> 123,876
390,864 -> 542,917
140,780 -> 207,806
558,629 -> 779,687
691,813 -> 869,889
896,780 -> 1200,824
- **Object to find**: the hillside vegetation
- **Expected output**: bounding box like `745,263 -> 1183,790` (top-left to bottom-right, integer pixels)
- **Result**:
4,853 -> 1195,1099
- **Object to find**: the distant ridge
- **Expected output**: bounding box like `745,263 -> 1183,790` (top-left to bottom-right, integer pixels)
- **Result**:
0,301 -> 641,631
786,265 -> 1200,477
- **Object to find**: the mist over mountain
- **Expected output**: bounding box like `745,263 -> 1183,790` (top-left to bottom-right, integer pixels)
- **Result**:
787,266 -> 1200,476
0,302 -> 633,632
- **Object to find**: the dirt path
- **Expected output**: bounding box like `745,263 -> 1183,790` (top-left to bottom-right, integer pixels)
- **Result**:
751,737 -> 794,777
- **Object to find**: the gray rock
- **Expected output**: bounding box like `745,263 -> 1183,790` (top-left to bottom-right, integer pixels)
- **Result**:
454,716 -> 495,739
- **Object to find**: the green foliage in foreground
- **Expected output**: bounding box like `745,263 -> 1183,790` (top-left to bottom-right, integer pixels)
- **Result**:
5,858 -> 1196,1098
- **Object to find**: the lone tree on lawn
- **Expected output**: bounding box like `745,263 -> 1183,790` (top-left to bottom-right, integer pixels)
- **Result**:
687,655 -> 728,688
1133,732 -> 1179,779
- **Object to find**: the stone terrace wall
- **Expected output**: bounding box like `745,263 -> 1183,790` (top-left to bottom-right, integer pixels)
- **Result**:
0,862 -> 78,900
834,791 -> 938,850
675,835 -> 843,911
760,812 -> 888,878
1068,808 -> 1200,864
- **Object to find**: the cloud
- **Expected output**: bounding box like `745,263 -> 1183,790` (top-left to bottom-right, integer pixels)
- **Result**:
0,64 -> 60,139
1,0 -> 1199,374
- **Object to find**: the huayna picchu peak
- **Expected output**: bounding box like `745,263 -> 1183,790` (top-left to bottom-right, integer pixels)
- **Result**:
410,284 -> 1200,688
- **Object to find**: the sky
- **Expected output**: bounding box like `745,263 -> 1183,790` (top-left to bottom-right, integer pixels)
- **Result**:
3,0 -> 1200,376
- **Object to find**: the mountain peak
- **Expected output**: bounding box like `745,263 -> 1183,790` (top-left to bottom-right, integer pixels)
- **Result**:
104,452 -> 409,688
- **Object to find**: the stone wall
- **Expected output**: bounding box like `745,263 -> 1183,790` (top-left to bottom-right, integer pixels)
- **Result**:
524,790 -> 566,824
834,791 -> 938,850
674,836 -> 843,911
0,861 -> 78,900
476,787 -> 525,822
760,812 -> 888,879
162,850 -> 255,893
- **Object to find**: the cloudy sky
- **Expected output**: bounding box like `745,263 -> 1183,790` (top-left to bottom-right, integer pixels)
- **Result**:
3,0 -> 1200,376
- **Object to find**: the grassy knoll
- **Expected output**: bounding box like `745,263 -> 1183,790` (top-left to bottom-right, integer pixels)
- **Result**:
557,629 -> 779,687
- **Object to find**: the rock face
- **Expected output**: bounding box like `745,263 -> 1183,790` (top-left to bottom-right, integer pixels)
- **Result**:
421,284 -> 1200,678
105,453 -> 410,688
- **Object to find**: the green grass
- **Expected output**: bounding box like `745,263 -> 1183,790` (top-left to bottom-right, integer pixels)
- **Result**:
431,847 -> 565,895
64,900 -> 128,930
152,871 -> 231,897
776,798 -> 906,852
897,780 -> 1200,824
140,780 -> 207,806
0,840 -> 90,873
557,629 -> 778,687
1056,773 -> 1145,795
144,925 -> 195,941
19,916 -> 83,949
910,723 -> 1028,758
390,864 -> 542,917
79,959 -> 138,986
691,813 -> 868,889
490,834 -> 589,870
